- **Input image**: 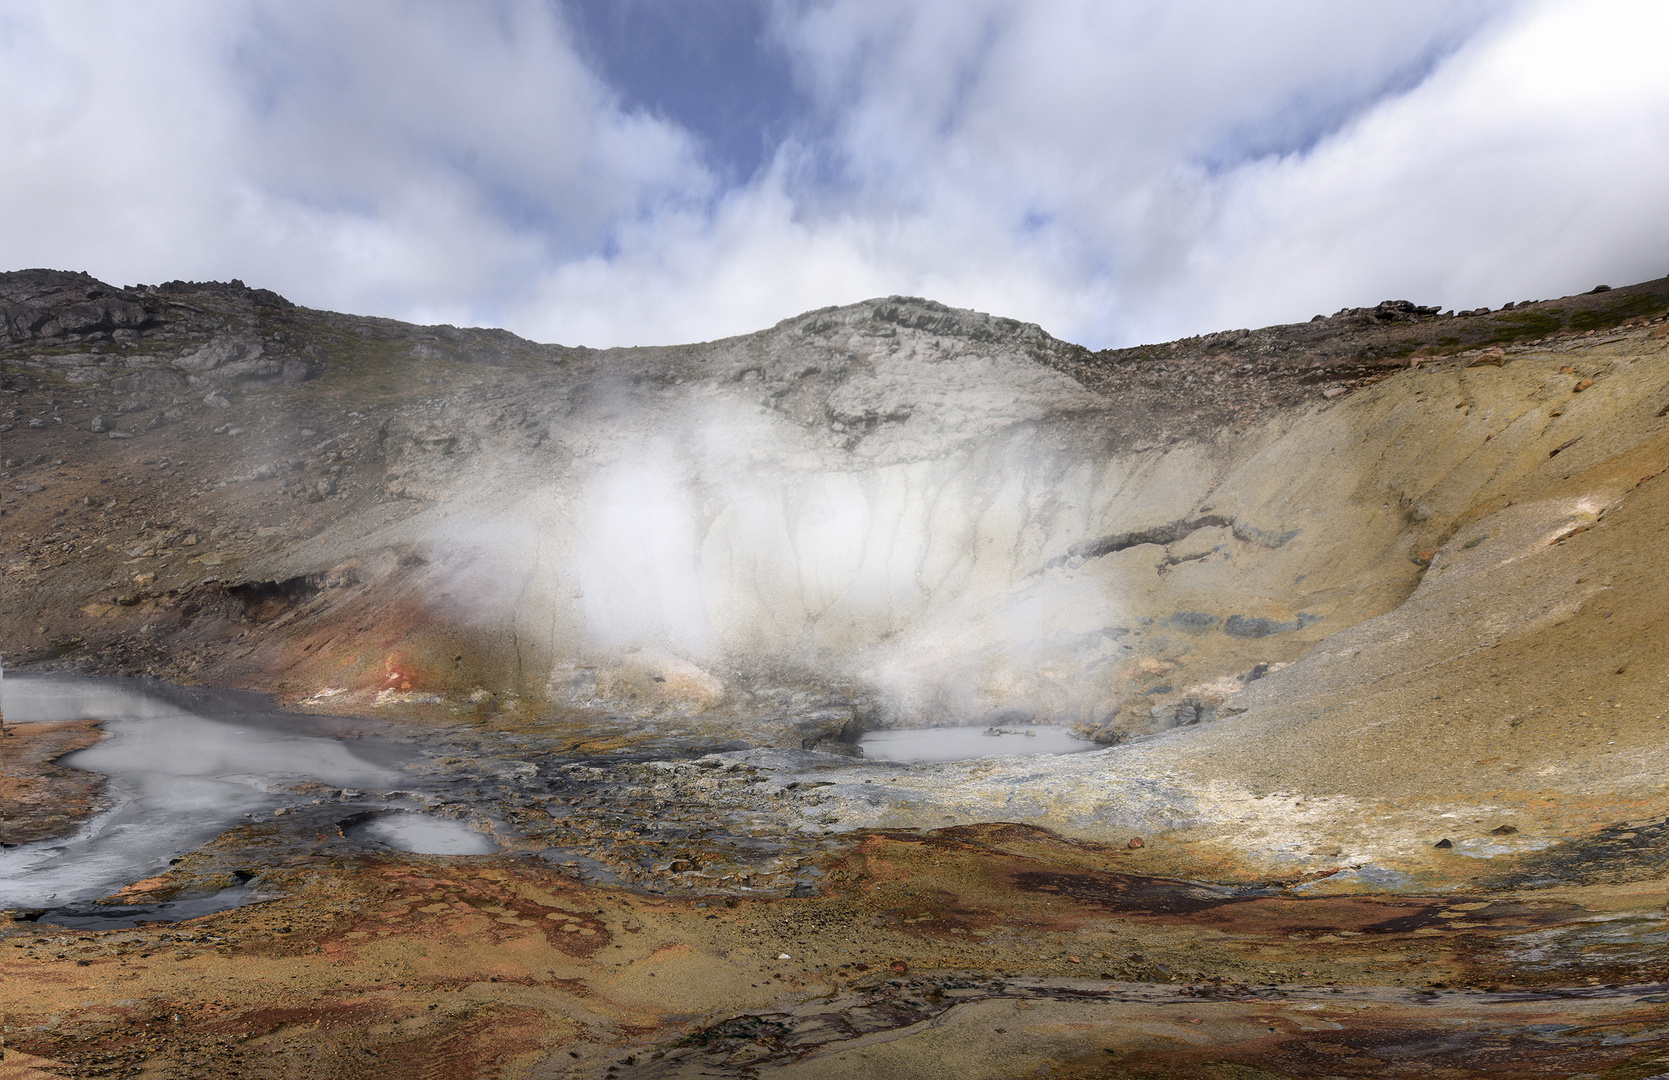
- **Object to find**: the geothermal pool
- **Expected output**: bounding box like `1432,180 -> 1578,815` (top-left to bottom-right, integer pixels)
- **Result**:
342,811 -> 500,855
0,674 -> 1120,920
0,675 -> 412,914
858,724 -> 1101,762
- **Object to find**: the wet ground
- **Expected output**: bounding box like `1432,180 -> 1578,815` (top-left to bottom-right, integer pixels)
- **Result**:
1,677 -> 1667,1078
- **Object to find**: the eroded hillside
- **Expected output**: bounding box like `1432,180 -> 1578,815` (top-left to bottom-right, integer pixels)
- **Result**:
6,269 -> 1669,1080
3,270 -> 1669,862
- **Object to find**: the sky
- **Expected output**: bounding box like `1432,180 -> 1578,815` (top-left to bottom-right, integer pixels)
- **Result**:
2,0 -> 1667,349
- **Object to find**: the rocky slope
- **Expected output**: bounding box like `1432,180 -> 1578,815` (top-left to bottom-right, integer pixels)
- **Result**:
3,269 -> 1669,876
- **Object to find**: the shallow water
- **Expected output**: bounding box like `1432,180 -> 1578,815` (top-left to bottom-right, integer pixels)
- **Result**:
0,674 -> 411,910
32,886 -> 262,931
860,724 -> 1100,763
344,811 -> 500,855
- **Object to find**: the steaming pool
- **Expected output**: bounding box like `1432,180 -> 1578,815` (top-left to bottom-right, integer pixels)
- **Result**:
0,675 -> 414,922
859,724 -> 1100,763
342,811 -> 500,855
0,673 -> 1116,929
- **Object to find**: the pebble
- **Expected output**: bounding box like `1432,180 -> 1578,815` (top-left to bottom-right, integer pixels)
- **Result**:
1434,838 -> 1453,849
1127,837 -> 1145,849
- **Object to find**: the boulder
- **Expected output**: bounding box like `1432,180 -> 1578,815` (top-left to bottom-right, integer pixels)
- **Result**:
178,337 -> 265,372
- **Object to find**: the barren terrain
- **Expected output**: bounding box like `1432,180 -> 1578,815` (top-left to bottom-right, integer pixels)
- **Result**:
3,269 -> 1668,1078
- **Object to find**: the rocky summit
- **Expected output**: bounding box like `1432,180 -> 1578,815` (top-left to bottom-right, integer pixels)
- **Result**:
2,268 -> 1668,1079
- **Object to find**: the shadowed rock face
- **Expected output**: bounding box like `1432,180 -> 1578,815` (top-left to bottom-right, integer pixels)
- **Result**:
4,270 -> 1669,872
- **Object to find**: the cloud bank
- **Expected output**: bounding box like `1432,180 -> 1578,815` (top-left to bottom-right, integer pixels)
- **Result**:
1,0 -> 1665,348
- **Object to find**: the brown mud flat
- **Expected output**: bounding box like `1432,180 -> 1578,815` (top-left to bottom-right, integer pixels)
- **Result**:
1,822 -> 1665,1079
0,720 -> 107,845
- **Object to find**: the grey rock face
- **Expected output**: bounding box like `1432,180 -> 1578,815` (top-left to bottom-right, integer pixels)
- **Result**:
0,269 -> 156,343
0,272 -> 319,396
178,337 -> 265,372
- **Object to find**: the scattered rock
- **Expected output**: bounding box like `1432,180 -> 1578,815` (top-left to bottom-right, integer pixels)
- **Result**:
203,391 -> 231,408
178,336 -> 265,373
1127,837 -> 1145,849
1489,825 -> 1518,835
1434,838 -> 1453,849
89,415 -> 114,432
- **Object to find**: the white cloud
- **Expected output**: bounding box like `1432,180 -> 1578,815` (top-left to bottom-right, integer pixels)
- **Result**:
1178,0 -> 1669,336
0,1 -> 709,321
1,0 -> 1666,348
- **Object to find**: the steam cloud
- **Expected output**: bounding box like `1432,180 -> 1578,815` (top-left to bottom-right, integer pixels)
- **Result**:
420,390 -> 1140,725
